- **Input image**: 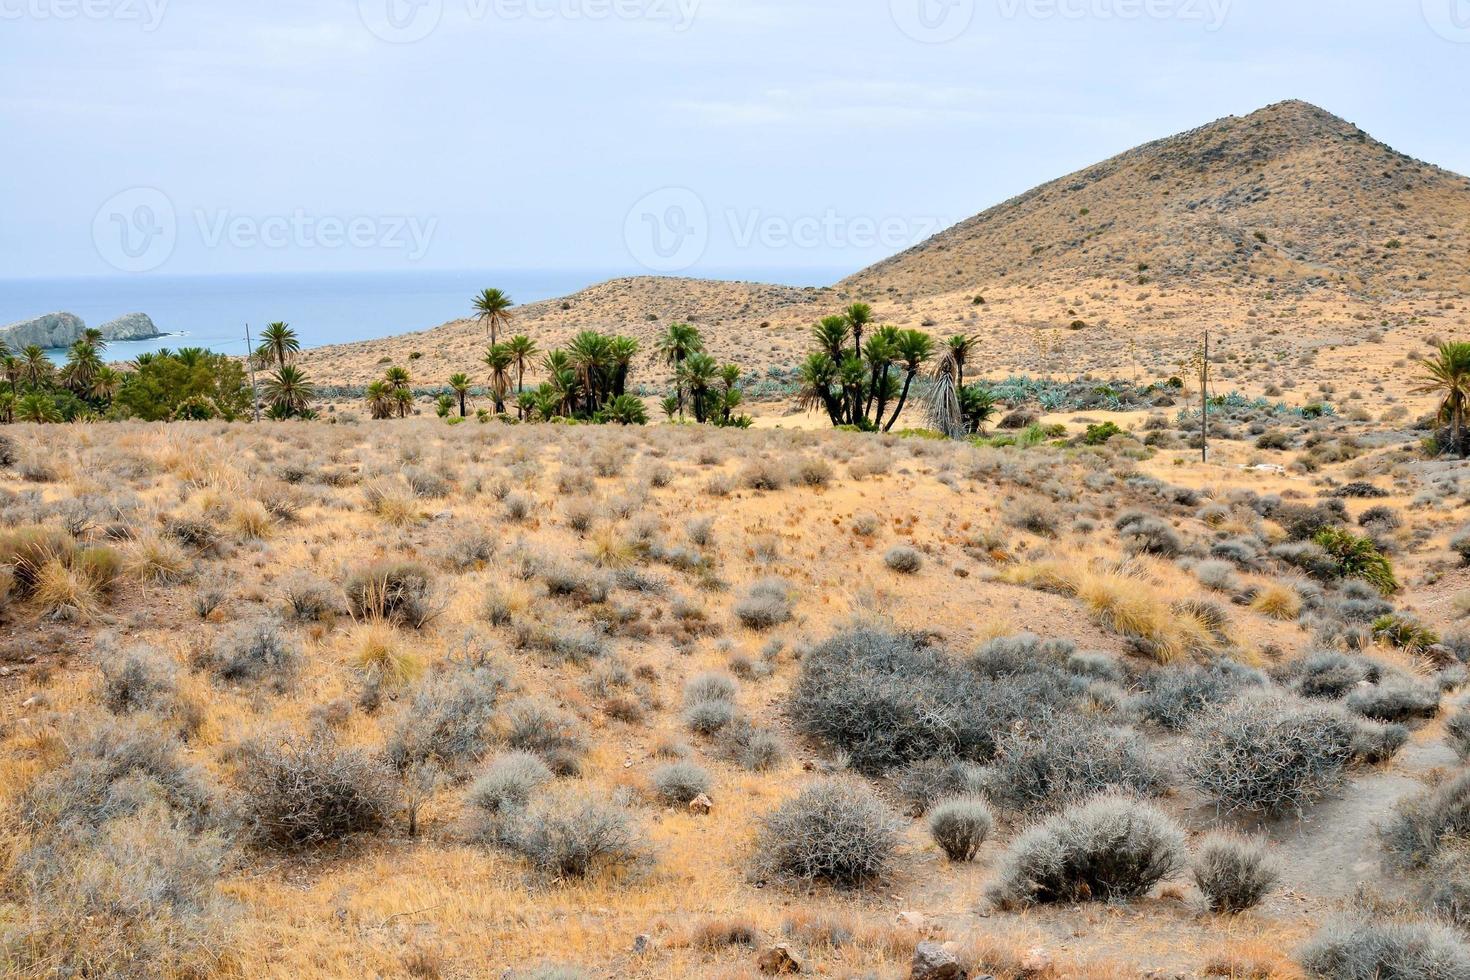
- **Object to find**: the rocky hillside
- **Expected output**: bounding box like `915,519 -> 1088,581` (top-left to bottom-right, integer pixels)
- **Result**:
844,101 -> 1470,300
0,311 -> 162,351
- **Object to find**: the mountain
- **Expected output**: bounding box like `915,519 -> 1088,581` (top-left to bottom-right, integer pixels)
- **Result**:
302,101 -> 1470,390
844,100 -> 1470,299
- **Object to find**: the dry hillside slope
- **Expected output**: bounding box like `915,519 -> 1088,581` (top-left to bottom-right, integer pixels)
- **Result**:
846,100 -> 1470,300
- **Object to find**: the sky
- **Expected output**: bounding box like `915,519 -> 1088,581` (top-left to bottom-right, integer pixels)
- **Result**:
1,0 -> 1467,280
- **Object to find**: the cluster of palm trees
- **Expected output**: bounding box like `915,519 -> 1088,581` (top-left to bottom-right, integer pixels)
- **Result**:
252,323 -> 317,419
405,293 -> 749,428
795,304 -> 995,436
654,322 -> 747,426
1416,341 -> 1470,459
0,331 -> 125,422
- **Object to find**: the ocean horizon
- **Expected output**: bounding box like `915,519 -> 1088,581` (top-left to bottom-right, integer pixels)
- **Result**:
0,267 -> 849,364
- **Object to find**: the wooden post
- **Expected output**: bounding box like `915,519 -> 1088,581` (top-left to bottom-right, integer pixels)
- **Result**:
244,323 -> 261,422
1201,330 -> 1209,463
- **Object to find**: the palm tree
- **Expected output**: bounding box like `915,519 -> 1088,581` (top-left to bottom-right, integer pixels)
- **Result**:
884,330 -> 934,432
366,380 -> 396,420
260,323 -> 300,370
384,366 -> 412,418
542,350 -> 579,418
16,393 -> 60,423
0,391 -> 14,425
82,328 -> 106,352
797,352 -> 842,427
1414,342 -> 1470,459
657,323 -> 703,417
60,338 -> 103,395
484,344 -> 515,414
946,334 -> 978,390
448,373 -> 472,417
845,303 -> 873,359
601,394 -> 648,425
567,331 -> 612,415
505,335 -> 538,416
262,365 -> 315,418
862,327 -> 900,425
21,346 -> 50,389
608,336 -> 639,398
472,289 -> 514,347
90,366 -> 123,404
679,352 -> 719,424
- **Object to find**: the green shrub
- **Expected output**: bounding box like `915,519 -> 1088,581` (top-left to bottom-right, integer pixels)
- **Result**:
1312,527 -> 1397,595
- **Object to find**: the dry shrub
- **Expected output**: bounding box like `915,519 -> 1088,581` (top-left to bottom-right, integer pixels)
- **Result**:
499,789 -> 646,879
1251,582 -> 1302,620
343,560 -> 437,628
237,733 -> 398,850
927,796 -> 993,862
1298,917 -> 1470,979
1191,833 -> 1280,913
988,794 -> 1186,908
1186,694 -> 1355,816
1,806 -> 236,979
754,777 -> 900,889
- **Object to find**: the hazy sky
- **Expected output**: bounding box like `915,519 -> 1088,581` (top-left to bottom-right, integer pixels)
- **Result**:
2,0 -> 1467,280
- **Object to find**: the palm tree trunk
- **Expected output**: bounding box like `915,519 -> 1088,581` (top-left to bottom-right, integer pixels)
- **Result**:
458,393 -> 466,418
884,372 -> 917,433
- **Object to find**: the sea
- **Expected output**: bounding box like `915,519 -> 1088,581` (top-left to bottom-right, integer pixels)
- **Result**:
0,268 -> 847,365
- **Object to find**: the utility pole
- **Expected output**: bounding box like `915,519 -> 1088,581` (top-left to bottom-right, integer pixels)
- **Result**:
244,322 -> 261,422
1201,329 -> 1209,464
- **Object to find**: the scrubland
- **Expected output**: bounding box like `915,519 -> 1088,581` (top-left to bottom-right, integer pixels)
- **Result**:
0,388 -> 1467,980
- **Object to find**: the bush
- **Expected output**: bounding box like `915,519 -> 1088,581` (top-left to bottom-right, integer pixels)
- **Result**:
1352,719 -> 1410,764
467,752 -> 553,817
1186,695 -> 1356,816
1,806 -> 235,979
1298,917 -> 1470,979
1116,512 -> 1181,557
883,546 -> 923,574
1140,661 -> 1264,731
1191,833 -> 1279,913
343,560 -> 436,628
754,778 -> 900,889
200,618 -> 300,690
1447,705 -> 1470,761
504,698 -> 587,775
732,577 -> 793,629
1312,527 -> 1397,595
1453,528 -> 1470,567
1293,650 -> 1369,699
98,645 -> 177,715
282,574 -> 338,622
988,795 -> 1186,907
385,666 -> 507,774
983,722 -> 1169,818
1346,679 -> 1440,723
1382,770 -> 1470,867
928,796 -> 993,862
685,671 -> 739,704
500,790 -> 645,878
651,761 -> 711,804
684,698 -> 738,736
893,757 -> 983,816
20,721 -> 214,833
237,734 -> 397,849
1372,614 -> 1440,653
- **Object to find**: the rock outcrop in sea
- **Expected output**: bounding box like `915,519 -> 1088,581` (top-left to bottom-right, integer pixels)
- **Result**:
0,312 -> 163,350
